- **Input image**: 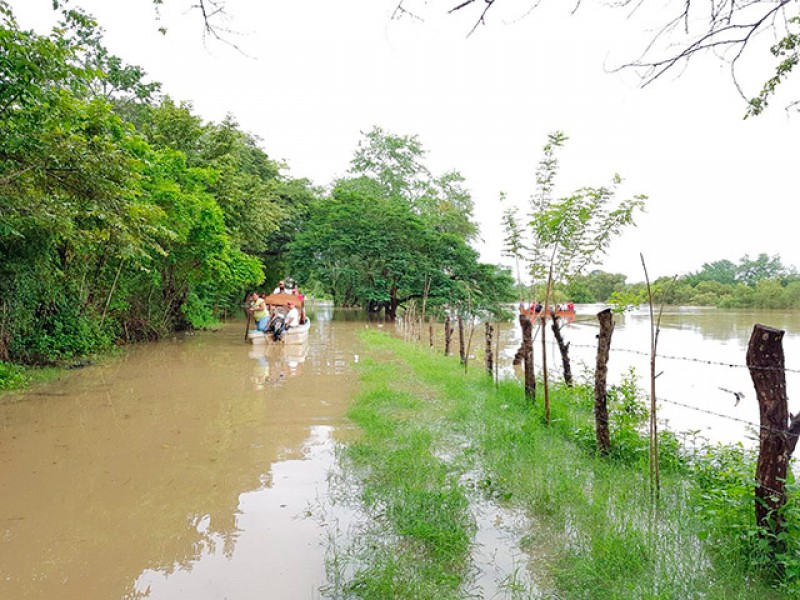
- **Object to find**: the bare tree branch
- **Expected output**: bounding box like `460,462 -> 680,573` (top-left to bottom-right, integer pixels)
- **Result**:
395,0 -> 800,112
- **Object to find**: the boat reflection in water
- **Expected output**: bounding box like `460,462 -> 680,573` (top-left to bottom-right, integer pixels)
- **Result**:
248,341 -> 309,390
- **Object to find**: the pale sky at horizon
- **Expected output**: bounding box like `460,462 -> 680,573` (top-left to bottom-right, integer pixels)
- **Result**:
8,0 -> 800,283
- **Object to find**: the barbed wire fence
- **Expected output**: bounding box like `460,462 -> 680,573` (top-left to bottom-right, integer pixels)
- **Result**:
427,313 -> 800,514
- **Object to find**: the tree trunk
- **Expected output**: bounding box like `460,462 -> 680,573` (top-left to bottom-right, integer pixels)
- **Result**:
550,310 -> 573,386
485,322 -> 494,377
429,320 -> 434,348
520,314 -> 535,402
386,287 -> 398,321
541,314 -> 550,423
746,324 -> 800,546
594,308 -> 614,456
444,315 -> 452,356
458,315 -> 466,364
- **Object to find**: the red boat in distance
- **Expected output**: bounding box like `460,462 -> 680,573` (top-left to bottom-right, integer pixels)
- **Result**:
520,305 -> 576,322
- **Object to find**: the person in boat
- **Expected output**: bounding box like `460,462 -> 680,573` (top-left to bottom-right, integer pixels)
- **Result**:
534,301 -> 543,314
248,292 -> 269,332
273,280 -> 289,294
292,288 -> 308,322
267,306 -> 287,341
284,301 -> 299,330
567,302 -> 575,312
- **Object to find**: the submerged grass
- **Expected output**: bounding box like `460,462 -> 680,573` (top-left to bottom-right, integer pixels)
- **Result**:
328,330 -> 794,599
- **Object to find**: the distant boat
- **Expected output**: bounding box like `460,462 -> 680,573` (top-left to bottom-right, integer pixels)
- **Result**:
520,307 -> 576,321
248,291 -> 311,344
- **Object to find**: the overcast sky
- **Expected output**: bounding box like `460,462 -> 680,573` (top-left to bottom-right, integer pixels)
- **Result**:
9,0 -> 800,282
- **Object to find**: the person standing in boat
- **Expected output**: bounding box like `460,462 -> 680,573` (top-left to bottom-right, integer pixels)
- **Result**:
248,292 -> 269,332
273,280 -> 289,294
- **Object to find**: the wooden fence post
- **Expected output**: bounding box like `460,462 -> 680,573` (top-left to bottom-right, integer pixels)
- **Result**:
485,322 -> 494,377
520,314 -> 535,402
594,308 -> 614,456
458,315 -> 466,365
444,316 -> 452,356
550,311 -> 573,386
746,324 -> 800,545
429,319 -> 434,348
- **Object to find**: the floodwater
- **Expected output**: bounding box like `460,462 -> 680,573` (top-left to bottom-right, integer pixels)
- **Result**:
500,305 -> 800,446
0,304 -> 360,600
3,304 -> 799,600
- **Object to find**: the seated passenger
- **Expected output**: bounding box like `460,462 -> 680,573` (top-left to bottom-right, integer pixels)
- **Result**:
284,301 -> 299,330
273,280 -> 289,294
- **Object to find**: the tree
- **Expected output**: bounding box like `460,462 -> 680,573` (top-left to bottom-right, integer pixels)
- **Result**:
0,4 -> 278,362
685,259 -> 738,286
288,177 -> 511,319
394,0 -> 800,115
567,271 -> 628,303
528,131 -> 645,415
736,253 -> 791,286
500,192 -> 527,299
349,126 -> 479,242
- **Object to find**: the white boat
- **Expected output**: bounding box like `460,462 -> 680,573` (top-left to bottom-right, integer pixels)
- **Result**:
248,291 -> 311,345
284,318 -> 310,345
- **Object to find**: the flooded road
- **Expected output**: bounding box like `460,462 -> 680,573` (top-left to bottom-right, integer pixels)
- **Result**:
0,306 -> 359,600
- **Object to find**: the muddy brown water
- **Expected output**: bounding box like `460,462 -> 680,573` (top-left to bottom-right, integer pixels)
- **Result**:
0,307 -> 361,600
4,304 -> 800,599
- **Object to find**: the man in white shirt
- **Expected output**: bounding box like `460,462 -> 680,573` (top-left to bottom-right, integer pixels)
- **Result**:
273,280 -> 289,294
284,301 -> 299,329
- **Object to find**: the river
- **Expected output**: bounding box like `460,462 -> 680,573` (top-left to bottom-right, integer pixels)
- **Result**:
503,305 -> 800,446
1,304 -> 799,599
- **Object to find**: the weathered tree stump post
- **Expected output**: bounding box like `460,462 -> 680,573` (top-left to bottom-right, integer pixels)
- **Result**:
444,316 -> 452,356
594,309 -> 614,456
746,324 -> 800,545
512,342 -> 525,366
484,322 -> 494,377
520,314 -> 535,402
550,311 -> 573,386
458,315 -> 466,365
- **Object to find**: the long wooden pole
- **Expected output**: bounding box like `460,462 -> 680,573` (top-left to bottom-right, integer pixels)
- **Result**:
244,308 -> 252,342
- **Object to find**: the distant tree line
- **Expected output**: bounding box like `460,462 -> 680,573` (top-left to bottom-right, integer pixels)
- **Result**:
564,254 -> 800,309
0,4 -> 513,370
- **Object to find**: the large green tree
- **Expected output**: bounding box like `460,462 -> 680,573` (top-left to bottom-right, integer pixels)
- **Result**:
0,4 -> 303,365
349,126 -> 479,242
288,177 -> 511,319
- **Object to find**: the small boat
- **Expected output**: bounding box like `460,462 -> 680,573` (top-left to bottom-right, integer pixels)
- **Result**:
283,317 -> 310,345
248,291 -> 311,344
520,307 -> 576,321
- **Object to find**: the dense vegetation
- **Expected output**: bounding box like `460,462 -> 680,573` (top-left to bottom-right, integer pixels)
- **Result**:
0,4 -> 512,383
329,331 -> 799,598
290,129 -> 514,320
565,253 -> 800,309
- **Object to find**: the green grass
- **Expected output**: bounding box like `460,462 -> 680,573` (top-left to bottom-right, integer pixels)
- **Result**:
0,360 -> 61,395
327,330 -> 796,598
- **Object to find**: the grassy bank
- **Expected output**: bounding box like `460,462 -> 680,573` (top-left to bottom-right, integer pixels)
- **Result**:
328,330 -> 797,598
0,361 -> 61,394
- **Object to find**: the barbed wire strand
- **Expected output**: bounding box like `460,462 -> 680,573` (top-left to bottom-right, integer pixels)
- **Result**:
567,342 -> 800,374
